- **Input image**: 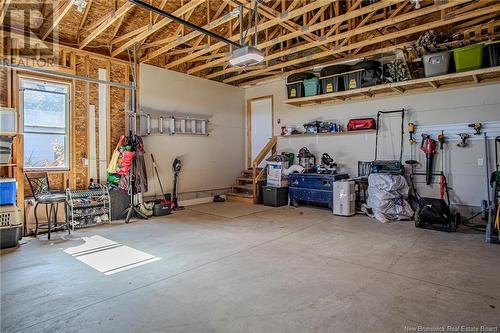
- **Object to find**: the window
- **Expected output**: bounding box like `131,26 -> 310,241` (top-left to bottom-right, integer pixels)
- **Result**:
20,78 -> 70,170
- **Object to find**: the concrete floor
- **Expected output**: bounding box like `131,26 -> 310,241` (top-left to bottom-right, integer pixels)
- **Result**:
1,202 -> 499,333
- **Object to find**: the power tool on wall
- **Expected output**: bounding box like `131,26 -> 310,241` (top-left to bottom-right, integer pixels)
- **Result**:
405,122 -> 418,168
172,158 -> 185,211
457,133 -> 470,147
420,134 -> 436,185
468,122 -> 482,135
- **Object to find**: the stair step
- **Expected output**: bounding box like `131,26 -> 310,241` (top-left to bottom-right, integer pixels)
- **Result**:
226,192 -> 254,204
236,177 -> 253,183
241,168 -> 262,175
232,184 -> 253,192
227,192 -> 253,198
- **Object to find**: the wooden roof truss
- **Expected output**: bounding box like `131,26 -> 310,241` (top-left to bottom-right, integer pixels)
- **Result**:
2,0 -> 499,86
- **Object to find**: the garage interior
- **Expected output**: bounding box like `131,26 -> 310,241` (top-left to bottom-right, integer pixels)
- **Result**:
0,0 -> 499,332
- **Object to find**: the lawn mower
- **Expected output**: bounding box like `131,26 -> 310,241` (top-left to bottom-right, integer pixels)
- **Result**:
409,172 -> 460,232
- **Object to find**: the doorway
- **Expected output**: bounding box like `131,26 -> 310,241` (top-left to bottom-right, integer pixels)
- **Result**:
247,96 -> 273,168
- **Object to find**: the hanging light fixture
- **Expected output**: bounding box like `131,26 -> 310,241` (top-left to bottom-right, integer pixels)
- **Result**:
229,2 -> 264,67
229,46 -> 264,66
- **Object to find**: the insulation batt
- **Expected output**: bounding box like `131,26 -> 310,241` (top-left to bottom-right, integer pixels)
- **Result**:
366,174 -> 413,223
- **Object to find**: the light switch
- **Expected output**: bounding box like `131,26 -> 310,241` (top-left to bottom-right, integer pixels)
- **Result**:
477,158 -> 484,166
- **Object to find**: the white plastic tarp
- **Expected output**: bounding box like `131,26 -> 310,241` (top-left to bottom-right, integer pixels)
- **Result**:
366,173 -> 413,223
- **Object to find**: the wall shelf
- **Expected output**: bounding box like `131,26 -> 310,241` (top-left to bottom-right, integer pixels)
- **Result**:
284,66 -> 500,107
279,129 -> 375,138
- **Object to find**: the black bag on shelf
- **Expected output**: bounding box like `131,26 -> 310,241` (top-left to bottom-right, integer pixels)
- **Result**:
352,60 -> 382,87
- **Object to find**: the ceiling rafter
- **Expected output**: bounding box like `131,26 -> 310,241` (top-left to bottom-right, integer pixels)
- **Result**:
42,0 -> 73,41
187,1 -> 402,75
230,0 -> 331,52
0,0 -> 12,26
142,6 -> 239,62
239,20 -> 500,88
142,6 -> 199,50
76,0 -> 93,42
199,0 -> 404,78
162,0 -> 335,70
225,2 -> 498,84
112,0 -> 204,57
256,2 -> 331,52
79,2 -> 134,49
153,0 -> 170,24
111,25 -> 148,46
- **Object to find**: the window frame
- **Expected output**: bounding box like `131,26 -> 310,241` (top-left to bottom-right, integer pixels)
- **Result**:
19,76 -> 71,172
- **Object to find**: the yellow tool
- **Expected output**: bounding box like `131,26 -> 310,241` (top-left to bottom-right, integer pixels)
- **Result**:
468,122 -> 482,135
408,122 -> 415,145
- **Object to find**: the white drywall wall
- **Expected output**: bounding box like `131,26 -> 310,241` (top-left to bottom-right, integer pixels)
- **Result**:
245,80 -> 500,207
140,64 -> 245,198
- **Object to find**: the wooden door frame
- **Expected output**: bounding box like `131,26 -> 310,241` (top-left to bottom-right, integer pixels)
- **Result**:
246,95 -> 274,169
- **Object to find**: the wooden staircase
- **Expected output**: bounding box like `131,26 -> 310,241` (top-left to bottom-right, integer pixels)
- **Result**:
226,136 -> 278,204
226,169 -> 262,204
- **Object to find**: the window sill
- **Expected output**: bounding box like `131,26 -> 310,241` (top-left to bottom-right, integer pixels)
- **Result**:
24,168 -> 71,173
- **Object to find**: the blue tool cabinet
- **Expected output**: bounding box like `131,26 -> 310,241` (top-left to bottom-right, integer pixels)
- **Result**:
288,173 -> 349,209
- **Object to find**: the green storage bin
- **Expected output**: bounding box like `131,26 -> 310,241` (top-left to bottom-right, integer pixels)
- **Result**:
303,77 -> 320,96
453,44 -> 483,72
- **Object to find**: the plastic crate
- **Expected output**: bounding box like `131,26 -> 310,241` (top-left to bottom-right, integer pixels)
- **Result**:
453,44 -> 483,72
423,51 -> 450,77
303,77 -> 320,96
0,179 -> 16,205
262,186 -> 288,207
320,75 -> 342,94
286,72 -> 315,99
0,205 -> 21,227
485,41 -> 499,67
286,82 -> 303,98
0,225 -> 22,249
343,69 -> 363,90
320,65 -> 350,94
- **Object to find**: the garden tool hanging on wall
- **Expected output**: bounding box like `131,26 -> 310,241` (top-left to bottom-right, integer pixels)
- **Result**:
405,122 -> 418,168
438,131 -> 446,200
420,134 -> 437,185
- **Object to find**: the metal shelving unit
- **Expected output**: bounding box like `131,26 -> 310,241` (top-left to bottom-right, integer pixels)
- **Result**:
66,185 -> 111,230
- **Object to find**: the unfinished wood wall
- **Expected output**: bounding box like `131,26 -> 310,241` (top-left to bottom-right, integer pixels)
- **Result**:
0,45 -> 129,196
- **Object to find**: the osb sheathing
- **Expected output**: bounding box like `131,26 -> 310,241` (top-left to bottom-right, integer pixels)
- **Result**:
0,69 -> 7,107
1,52 -> 128,196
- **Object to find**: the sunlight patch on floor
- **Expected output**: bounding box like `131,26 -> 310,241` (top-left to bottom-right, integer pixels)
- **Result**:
64,235 -> 160,275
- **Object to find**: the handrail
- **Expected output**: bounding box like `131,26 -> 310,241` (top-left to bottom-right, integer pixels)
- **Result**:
252,136 -> 277,170
251,136 -> 277,204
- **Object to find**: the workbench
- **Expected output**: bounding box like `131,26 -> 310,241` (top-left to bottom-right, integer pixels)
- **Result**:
288,173 -> 349,209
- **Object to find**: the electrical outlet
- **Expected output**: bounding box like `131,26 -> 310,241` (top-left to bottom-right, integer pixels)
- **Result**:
477,158 -> 484,166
